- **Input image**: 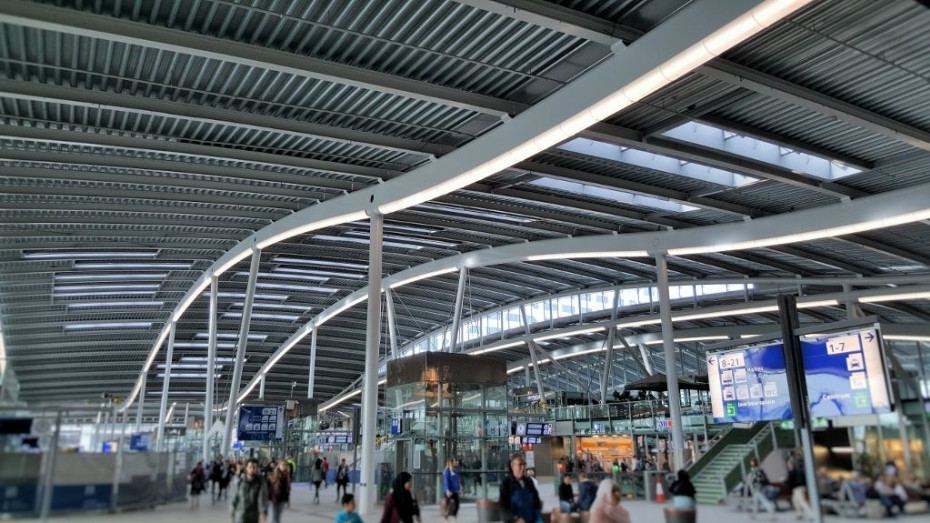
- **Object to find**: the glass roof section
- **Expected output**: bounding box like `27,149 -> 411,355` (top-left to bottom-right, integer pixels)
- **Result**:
662,122 -> 863,180
559,138 -> 758,187
529,177 -> 698,213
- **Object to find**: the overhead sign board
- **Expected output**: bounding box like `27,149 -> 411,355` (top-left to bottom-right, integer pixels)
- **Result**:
237,405 -> 284,441
129,433 -> 150,451
707,342 -> 793,423
391,418 -> 403,435
524,422 -> 552,436
801,327 -> 891,417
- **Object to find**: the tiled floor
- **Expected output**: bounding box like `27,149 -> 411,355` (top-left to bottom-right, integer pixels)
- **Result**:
14,479 -> 928,522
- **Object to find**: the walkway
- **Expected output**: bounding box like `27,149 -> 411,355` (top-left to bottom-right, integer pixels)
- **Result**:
15,479 -> 927,522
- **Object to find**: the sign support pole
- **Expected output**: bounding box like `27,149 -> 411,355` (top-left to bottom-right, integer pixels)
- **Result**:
777,294 -> 823,523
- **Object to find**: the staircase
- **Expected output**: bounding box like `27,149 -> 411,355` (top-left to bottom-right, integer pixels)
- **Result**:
689,422 -> 775,505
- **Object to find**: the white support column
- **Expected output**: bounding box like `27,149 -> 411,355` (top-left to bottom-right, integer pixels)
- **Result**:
655,253 -> 685,469
638,344 -> 655,376
135,373 -> 146,432
204,276 -> 218,461
600,290 -> 621,404
448,268 -> 467,352
155,321 -> 176,452
183,402 -> 189,429
308,328 -> 318,399
384,288 -> 399,358
222,247 -> 261,454
258,374 -> 265,399
519,306 -> 545,402
360,212 -> 384,517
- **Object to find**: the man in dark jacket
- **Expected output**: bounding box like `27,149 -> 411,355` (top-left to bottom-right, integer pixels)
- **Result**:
576,471 -> 597,512
499,453 -> 542,523
230,458 -> 268,523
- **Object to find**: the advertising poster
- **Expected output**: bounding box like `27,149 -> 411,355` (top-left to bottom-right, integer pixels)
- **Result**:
237,405 -> 285,441
801,327 -> 891,417
707,343 -> 793,423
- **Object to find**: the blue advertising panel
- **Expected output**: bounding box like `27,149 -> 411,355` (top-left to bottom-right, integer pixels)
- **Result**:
801,327 -> 891,417
391,418 -> 402,435
129,433 -> 150,451
707,342 -> 793,423
237,405 -> 284,441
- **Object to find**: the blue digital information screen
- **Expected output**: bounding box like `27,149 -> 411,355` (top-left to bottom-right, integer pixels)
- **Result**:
129,433 -> 150,451
237,405 -> 284,441
801,327 -> 891,417
707,342 -> 793,423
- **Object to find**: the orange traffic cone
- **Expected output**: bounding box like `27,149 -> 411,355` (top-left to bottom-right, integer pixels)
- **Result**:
655,476 -> 666,503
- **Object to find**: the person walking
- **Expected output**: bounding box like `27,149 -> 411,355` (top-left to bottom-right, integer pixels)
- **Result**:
669,469 -> 696,510
230,458 -> 269,523
210,454 -> 224,502
189,461 -> 206,510
336,458 -> 351,502
576,472 -> 598,513
311,458 -> 324,504
380,472 -> 421,523
269,460 -> 291,523
499,453 -> 542,523
443,458 -> 461,521
588,479 -> 630,523
336,493 -> 364,523
558,474 -> 575,513
322,457 -> 331,488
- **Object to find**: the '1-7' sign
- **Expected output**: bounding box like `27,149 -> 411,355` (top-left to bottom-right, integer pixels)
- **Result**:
825,334 -> 860,355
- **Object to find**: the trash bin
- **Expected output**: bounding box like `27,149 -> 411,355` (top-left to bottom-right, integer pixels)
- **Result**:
476,499 -> 501,522
643,471 -> 658,501
664,507 -> 696,523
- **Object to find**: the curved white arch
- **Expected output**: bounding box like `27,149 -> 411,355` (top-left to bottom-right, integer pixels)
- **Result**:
235,181 -> 930,404
119,0 -> 820,411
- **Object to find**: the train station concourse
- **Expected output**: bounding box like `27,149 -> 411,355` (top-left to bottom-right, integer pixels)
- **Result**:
1,0 -> 929,522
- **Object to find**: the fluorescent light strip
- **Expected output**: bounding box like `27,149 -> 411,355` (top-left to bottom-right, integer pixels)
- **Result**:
797,299 -> 840,309
194,333 -> 267,342
388,267 -> 458,289
274,267 -> 365,279
157,364 -> 223,369
67,301 -> 163,309
527,251 -> 649,262
232,302 -> 312,312
254,282 -> 338,294
73,262 -> 191,270
206,292 -> 288,301
859,292 -> 930,303
55,284 -> 159,293
181,357 -> 235,363
674,305 -> 779,322
222,312 -> 300,322
237,271 -> 329,282
55,273 -> 168,282
344,231 -> 458,249
535,326 -> 606,341
617,318 -> 662,329
55,291 -> 157,298
158,373 -> 222,379
64,322 -> 153,331
312,234 -> 425,250
173,342 -> 238,349
472,341 -> 526,355
24,251 -> 158,259
256,211 -> 369,250
271,257 -> 368,270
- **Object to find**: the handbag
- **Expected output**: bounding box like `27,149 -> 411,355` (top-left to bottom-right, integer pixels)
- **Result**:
440,498 -> 448,516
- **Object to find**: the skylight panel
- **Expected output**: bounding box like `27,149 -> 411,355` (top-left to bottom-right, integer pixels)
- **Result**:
222,312 -> 301,322
64,321 -> 153,331
662,122 -> 863,180
529,178 -> 698,213
559,138 -> 758,187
